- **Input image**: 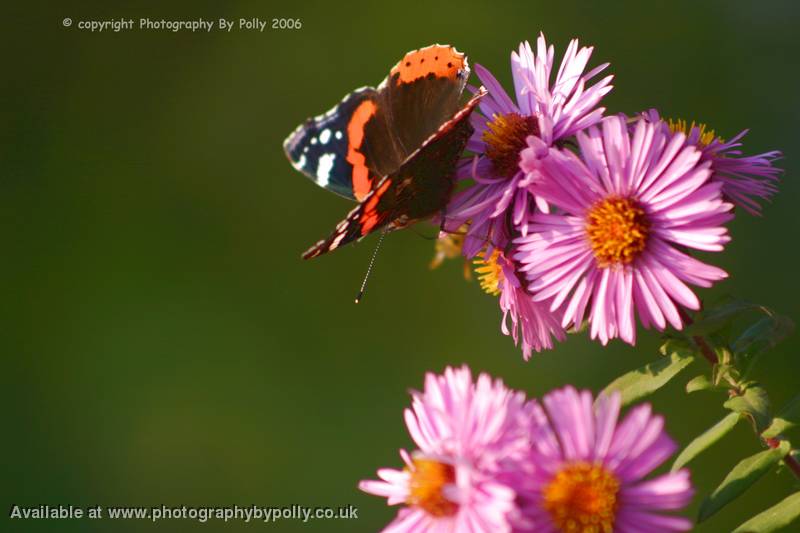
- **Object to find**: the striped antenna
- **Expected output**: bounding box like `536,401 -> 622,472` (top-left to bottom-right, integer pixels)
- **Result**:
355,231 -> 387,304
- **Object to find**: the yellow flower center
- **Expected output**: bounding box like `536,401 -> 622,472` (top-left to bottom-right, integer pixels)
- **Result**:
586,196 -> 650,267
430,225 -> 472,280
406,458 -> 458,517
543,462 -> 620,533
667,117 -> 718,147
483,112 -> 540,178
473,250 -> 505,296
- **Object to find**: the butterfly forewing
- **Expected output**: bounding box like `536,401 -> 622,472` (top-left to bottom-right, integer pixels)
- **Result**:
382,45 -> 470,158
283,88 -> 383,200
285,44 -> 479,259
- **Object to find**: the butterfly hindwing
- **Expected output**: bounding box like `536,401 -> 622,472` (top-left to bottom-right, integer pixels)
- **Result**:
301,179 -> 394,260
384,89 -> 482,221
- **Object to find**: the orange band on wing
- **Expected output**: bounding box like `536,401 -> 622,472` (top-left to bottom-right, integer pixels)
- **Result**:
359,180 -> 391,235
390,45 -> 465,84
346,100 -> 377,201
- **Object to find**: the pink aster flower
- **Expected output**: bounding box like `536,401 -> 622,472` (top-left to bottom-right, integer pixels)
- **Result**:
642,109 -> 782,215
444,33 -> 614,257
516,115 -> 732,345
513,387 -> 694,532
474,250 -> 565,359
359,366 -> 533,533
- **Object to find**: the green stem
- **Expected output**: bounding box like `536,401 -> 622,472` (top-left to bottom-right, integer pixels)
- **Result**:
691,331 -> 800,480
764,437 -> 800,479
692,335 -> 718,365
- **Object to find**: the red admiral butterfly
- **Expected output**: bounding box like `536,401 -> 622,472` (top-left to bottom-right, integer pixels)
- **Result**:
283,45 -> 485,259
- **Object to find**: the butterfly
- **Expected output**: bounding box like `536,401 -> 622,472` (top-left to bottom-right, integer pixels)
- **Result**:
283,44 -> 485,259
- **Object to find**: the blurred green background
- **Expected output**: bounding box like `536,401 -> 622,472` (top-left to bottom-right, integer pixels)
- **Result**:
3,1 -> 799,531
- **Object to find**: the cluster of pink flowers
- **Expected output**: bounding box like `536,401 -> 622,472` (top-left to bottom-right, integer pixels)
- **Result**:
439,33 -> 781,357
361,366 -> 694,533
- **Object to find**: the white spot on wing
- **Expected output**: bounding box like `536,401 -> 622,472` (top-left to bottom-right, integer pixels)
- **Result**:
317,153 -> 336,187
335,131 -> 343,140
297,154 -> 307,168
310,137 -> 318,145
319,129 -> 331,144
331,231 -> 347,249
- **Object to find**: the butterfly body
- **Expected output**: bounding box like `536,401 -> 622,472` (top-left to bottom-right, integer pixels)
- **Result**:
283,45 -> 484,258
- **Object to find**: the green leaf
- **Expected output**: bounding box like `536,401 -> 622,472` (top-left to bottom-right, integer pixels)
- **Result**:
733,492 -> 800,533
715,345 -> 735,366
733,314 -> 794,359
601,349 -> 695,407
762,394 -> 800,439
659,336 -> 695,357
687,299 -> 763,336
686,374 -> 714,393
724,386 -> 772,434
672,412 -> 740,471
713,362 -> 741,387
698,441 -> 791,523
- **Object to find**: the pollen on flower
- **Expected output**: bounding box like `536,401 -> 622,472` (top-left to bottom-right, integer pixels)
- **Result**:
483,112 -> 540,178
586,196 -> 650,267
667,117 -> 718,147
473,250 -> 505,296
543,462 -> 620,533
406,458 -> 458,517
430,226 -> 472,280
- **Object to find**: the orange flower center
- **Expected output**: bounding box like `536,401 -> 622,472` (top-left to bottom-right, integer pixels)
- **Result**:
543,462 -> 620,533
407,458 -> 458,517
483,112 -> 539,178
586,196 -> 650,267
